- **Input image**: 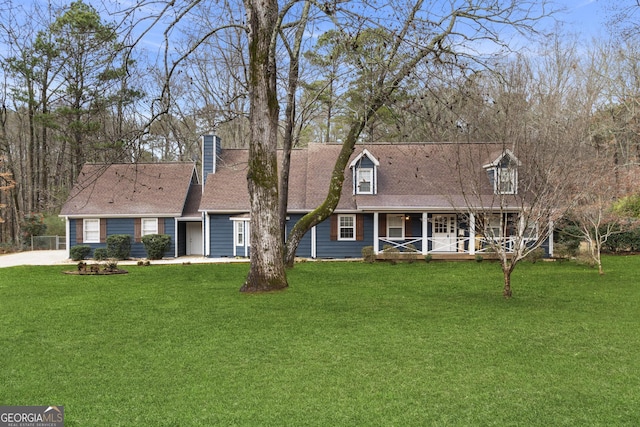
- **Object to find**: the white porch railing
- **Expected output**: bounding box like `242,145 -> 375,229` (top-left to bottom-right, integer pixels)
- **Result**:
377,236 -> 536,254
379,238 -> 423,252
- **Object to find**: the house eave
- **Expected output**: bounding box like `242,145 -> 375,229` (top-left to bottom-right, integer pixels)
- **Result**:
61,212 -> 182,219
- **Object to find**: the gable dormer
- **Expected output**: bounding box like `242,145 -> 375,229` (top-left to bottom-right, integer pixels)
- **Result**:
350,149 -> 380,195
483,149 -> 520,195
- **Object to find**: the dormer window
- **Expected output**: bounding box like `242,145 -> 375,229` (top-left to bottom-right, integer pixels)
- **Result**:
357,168 -> 373,194
350,149 -> 380,195
497,167 -> 516,194
483,149 -> 520,195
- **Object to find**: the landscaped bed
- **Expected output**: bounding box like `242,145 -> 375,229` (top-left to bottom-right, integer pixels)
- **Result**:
1,256 -> 639,425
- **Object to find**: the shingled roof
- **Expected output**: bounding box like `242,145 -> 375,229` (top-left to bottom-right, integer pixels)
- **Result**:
200,142 -> 520,213
60,162 -> 198,217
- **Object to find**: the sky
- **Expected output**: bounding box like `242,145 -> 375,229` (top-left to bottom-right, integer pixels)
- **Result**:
553,0 -> 612,40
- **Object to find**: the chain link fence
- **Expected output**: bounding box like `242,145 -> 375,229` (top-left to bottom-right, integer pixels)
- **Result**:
31,236 -> 66,251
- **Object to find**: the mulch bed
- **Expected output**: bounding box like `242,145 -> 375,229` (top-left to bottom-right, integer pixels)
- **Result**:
63,269 -> 128,275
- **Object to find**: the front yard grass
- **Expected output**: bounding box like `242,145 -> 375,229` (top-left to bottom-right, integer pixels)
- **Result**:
1,256 -> 639,426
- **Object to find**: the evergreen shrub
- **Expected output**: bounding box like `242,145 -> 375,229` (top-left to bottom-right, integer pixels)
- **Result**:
141,234 -> 171,260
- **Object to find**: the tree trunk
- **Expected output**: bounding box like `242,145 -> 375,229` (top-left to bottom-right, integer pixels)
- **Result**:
240,0 -> 288,292
502,267 -> 512,299
502,260 -> 514,299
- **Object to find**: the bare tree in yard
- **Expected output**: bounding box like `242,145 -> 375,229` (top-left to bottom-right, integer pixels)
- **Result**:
447,41 -> 593,298
565,162 -> 629,275
125,0 -> 551,291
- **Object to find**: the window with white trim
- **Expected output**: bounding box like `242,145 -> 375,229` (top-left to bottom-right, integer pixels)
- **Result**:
496,167 -> 516,194
338,215 -> 356,241
234,221 -> 245,246
141,218 -> 158,236
83,219 -> 100,243
387,215 -> 404,239
356,168 -> 373,194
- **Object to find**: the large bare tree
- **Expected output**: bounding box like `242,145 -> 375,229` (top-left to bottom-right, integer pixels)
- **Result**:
120,0 -> 553,291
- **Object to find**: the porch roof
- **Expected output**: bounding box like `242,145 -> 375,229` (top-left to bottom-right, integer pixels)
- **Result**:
355,194 -> 524,211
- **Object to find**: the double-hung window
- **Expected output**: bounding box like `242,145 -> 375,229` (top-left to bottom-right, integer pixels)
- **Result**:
356,168 -> 373,194
141,218 -> 158,236
387,215 -> 404,239
83,219 -> 100,243
234,221 -> 246,246
338,215 -> 356,241
496,167 -> 516,194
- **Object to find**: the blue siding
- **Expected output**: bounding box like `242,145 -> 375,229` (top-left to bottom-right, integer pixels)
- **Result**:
356,156 -> 375,169
315,214 -> 374,259
202,134 -> 221,185
68,217 -> 175,259
209,214 -> 235,257
285,214 -> 312,257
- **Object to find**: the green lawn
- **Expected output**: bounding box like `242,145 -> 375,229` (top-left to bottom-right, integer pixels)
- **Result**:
1,257 -> 639,426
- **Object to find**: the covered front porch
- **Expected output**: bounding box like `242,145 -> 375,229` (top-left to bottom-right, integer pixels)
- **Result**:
372,211 -> 536,259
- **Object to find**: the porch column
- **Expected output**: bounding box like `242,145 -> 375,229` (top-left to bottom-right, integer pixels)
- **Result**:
174,218 -> 179,258
469,213 -> 476,255
373,212 -> 379,254
65,217 -> 70,259
204,213 -> 210,257
311,225 -> 317,259
422,212 -> 428,255
548,220 -> 554,257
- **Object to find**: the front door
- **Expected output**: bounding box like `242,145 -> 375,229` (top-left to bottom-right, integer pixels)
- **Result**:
432,215 -> 456,252
186,222 -> 203,255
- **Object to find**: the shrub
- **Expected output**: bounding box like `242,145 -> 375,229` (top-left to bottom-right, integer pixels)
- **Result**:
424,254 -> 433,263
141,234 -> 171,260
475,254 -> 484,263
103,260 -> 119,272
382,244 -> 400,265
553,242 -> 576,259
93,248 -> 108,260
70,245 -> 91,261
107,234 -> 131,260
361,246 -> 375,263
526,247 -> 545,263
403,243 -> 418,263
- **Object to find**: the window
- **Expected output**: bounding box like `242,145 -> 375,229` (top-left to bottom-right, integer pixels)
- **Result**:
83,219 -> 100,243
524,220 -> 537,239
486,215 -> 504,238
387,215 -> 404,239
338,215 -> 356,241
141,218 -> 158,236
234,221 -> 245,246
496,167 -> 516,194
356,168 -> 373,194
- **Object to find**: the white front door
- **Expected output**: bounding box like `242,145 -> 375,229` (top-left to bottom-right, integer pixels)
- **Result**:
186,222 -> 203,255
432,215 -> 457,252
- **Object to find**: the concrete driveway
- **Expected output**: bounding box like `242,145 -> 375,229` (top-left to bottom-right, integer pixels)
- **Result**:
0,250 -> 71,268
0,250 -> 248,268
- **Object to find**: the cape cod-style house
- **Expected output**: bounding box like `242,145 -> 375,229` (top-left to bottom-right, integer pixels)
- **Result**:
60,135 -> 552,260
